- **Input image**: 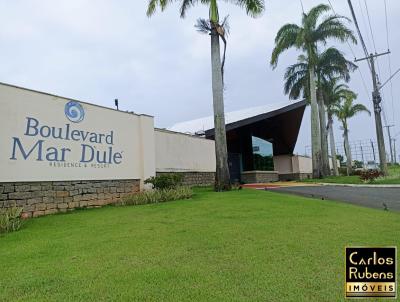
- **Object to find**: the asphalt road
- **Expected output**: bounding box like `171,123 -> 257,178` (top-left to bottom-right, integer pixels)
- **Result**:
272,185 -> 400,211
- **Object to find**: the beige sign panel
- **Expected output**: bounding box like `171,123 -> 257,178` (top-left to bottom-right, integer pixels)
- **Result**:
0,83 -> 155,182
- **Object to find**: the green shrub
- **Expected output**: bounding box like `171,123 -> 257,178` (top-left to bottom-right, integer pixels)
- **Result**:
144,173 -> 183,190
120,186 -> 193,206
0,207 -> 23,234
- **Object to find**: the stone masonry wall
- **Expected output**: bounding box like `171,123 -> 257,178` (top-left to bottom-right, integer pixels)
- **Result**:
241,171 -> 279,184
156,172 -> 215,187
0,179 -> 140,218
278,173 -> 313,181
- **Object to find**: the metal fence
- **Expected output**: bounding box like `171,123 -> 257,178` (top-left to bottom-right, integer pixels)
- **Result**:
303,139 -> 398,165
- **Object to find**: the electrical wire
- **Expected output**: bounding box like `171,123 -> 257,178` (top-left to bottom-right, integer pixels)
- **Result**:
363,0 -> 378,53
358,0 -> 373,54
361,0 -> 384,80
326,0 -> 370,99
383,0 -> 396,124
345,0 -> 370,60
346,0 -> 394,157
357,0 -> 389,127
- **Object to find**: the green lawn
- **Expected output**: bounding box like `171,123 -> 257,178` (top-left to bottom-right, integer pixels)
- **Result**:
302,165 -> 400,185
1,188 -> 399,301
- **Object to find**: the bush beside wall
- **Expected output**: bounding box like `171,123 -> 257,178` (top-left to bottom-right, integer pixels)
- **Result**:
0,207 -> 23,234
145,173 -> 183,190
120,187 -> 193,206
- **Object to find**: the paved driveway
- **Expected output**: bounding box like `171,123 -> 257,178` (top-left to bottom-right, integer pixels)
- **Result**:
271,185 -> 400,211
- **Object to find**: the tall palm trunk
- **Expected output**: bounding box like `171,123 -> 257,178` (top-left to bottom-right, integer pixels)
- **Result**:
309,66 -> 322,178
328,113 -> 339,176
318,88 -> 330,176
210,27 -> 231,191
343,125 -> 352,175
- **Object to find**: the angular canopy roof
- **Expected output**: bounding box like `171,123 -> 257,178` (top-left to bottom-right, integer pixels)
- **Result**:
169,100 -> 306,156
169,100 -> 306,135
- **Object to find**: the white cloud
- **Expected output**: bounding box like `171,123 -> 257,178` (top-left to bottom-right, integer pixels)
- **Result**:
0,0 -> 399,153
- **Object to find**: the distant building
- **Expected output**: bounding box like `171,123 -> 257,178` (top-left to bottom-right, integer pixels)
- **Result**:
169,101 -> 312,183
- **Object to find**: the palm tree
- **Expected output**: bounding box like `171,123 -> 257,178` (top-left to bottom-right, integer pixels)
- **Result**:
316,48 -> 357,176
284,47 -> 357,176
323,79 -> 356,175
283,54 -> 310,101
332,95 -> 370,175
271,4 -> 356,178
147,0 -> 265,191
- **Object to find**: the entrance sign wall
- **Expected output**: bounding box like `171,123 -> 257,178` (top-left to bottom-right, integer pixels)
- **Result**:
0,83 -> 155,183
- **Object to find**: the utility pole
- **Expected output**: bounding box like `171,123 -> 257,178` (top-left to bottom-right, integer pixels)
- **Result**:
347,0 -> 389,175
384,124 -> 395,163
393,139 -> 397,164
360,144 -> 365,167
370,140 -> 376,162
355,52 -> 390,175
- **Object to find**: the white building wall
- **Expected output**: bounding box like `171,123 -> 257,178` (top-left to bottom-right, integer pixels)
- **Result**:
273,155 -> 312,174
273,155 -> 293,174
155,129 -> 216,173
296,155 -> 312,173
0,83 -> 155,185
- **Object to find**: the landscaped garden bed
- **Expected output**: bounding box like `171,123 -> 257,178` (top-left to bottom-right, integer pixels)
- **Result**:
301,165 -> 400,185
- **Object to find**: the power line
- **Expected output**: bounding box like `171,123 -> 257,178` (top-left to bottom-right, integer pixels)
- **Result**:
361,0 -> 394,136
363,0 -> 377,53
383,0 -> 390,53
327,0 -> 357,59
345,0 -> 370,60
362,0 -> 384,81
383,0 -> 396,124
348,0 -> 389,174
379,66 -> 400,91
330,0 -> 393,163
353,0 -> 390,132
326,0 -> 370,98
357,0 -> 373,54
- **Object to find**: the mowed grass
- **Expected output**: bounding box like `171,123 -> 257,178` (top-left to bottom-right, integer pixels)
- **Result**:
302,165 -> 400,185
0,188 -> 399,302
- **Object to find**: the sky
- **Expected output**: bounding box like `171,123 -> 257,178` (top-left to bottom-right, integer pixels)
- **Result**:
0,0 -> 399,155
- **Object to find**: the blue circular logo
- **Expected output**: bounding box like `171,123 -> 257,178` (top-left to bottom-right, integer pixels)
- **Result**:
65,101 -> 85,123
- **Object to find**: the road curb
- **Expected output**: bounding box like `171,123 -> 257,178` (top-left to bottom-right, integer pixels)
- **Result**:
317,183 -> 400,188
